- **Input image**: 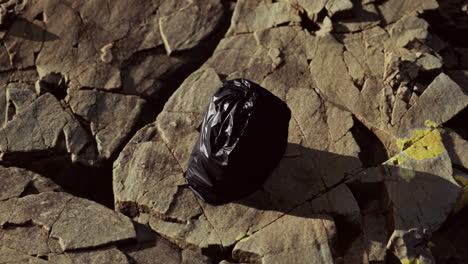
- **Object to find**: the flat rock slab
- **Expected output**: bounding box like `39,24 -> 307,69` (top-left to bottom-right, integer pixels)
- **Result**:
159,0 -> 224,55
354,128 -> 463,232
232,207 -> 337,264
67,89 -> 146,160
1,176 -> 136,256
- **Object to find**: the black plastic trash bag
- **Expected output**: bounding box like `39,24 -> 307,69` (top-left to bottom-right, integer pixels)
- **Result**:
185,78 -> 291,205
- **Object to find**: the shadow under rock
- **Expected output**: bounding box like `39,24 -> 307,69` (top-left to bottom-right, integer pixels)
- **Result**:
5,18 -> 58,42
226,143 -> 462,258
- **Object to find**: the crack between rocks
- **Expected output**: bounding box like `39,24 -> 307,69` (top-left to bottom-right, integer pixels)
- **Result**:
4,196 -> 19,223
161,140 -> 185,174
289,111 -> 308,146
47,196 -> 74,252
194,198 -> 224,247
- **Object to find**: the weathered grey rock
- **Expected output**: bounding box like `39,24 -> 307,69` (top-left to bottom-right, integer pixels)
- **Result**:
287,0 -> 327,21
67,89 -> 146,159
334,0 -> 380,33
159,0 -> 223,55
5,82 -> 37,122
119,223 -> 215,264
50,195 -> 136,252
0,165 -> 61,201
0,198 -> 16,226
227,0 -> 301,36
360,130 -> 463,232
443,129 -> 468,170
309,184 -> 361,229
48,247 -> 129,264
0,0 -> 224,100
397,73 -> 468,137
67,247 -> 129,264
182,249 -> 216,264
8,192 -> 72,229
416,53 -> 443,71
233,207 -> 337,264
0,224 -> 50,256
0,166 -> 33,200
325,0 -> 354,16
377,0 -> 438,24
0,245 -> 38,263
0,175 -> 136,255
389,16 -> 429,48
0,93 -> 96,165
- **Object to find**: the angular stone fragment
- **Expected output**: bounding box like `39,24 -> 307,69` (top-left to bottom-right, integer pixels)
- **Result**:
5,82 -> 37,122
2,18 -> 46,70
0,246 -> 35,263
121,236 -> 182,264
443,129 -> 468,170
121,53 -> 186,99
389,16 -> 429,48
233,208 -> 337,264
50,196 -> 136,252
416,53 -> 442,71
287,0 -> 327,21
0,93 -> 96,165
227,0 -> 301,36
159,0 -> 224,55
8,192 -> 73,229
397,73 -> 468,137
0,166 -> 33,200
67,89 -> 147,159
65,247 -> 129,264
0,165 -> 61,201
0,198 -> 16,226
0,224 -> 50,256
325,0 -> 354,16
386,136 -> 460,231
182,249 -> 216,264
334,0 -> 380,33
309,184 -> 361,229
377,0 -> 438,24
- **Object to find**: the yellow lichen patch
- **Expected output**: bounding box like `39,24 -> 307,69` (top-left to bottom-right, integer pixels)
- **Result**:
397,129 -> 431,150
397,120 -> 443,153
400,258 -> 420,264
391,155 -> 407,165
453,175 -> 468,213
403,129 -> 444,161
236,232 -> 253,242
425,120 -> 438,128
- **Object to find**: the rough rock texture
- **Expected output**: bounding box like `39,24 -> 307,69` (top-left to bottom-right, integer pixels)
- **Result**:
111,0 -> 468,262
1,0 -> 468,263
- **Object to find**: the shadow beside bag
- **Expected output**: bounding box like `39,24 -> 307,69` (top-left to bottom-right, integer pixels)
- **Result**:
185,79 -> 291,205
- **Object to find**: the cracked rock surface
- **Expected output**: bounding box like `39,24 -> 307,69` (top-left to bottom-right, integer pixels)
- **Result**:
1,0 -> 468,263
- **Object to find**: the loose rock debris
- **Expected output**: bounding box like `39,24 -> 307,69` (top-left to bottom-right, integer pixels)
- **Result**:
1,0 -> 468,263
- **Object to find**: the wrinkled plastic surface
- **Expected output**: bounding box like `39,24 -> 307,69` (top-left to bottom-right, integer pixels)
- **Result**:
185,79 -> 291,204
